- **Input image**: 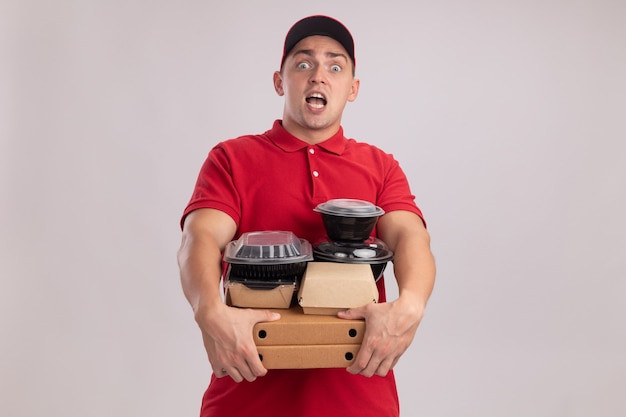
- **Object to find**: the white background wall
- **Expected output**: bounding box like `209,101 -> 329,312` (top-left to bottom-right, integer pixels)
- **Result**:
2,1 -> 625,416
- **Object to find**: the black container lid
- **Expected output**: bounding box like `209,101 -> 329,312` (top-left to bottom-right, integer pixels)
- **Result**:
313,237 -> 393,264
314,199 -> 385,218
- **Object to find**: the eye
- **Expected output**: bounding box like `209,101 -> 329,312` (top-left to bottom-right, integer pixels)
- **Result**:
330,64 -> 342,72
297,62 -> 311,70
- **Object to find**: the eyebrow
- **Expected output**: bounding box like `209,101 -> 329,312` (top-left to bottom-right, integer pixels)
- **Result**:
291,49 -> 349,63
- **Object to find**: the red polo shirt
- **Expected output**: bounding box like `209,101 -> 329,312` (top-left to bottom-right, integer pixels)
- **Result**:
182,120 -> 424,417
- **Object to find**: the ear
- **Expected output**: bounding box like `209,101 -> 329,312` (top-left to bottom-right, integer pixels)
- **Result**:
273,71 -> 284,96
347,78 -> 360,102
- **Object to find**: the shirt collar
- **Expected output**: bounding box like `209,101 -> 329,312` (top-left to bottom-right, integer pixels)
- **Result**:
265,120 -> 347,155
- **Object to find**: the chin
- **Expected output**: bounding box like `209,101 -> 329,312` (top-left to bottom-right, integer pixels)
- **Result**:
304,115 -> 335,129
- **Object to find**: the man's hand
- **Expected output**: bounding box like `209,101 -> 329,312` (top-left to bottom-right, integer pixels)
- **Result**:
340,210 -> 435,377
195,302 -> 281,383
337,294 -> 424,377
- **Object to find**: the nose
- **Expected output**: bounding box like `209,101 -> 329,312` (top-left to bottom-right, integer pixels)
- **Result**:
310,65 -> 326,84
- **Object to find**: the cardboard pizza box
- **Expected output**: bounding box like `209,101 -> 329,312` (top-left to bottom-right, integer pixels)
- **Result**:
257,344 -> 360,369
253,306 -> 365,346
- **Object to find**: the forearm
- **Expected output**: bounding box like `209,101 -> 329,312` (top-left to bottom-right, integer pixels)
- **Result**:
178,231 -> 225,315
378,210 -> 436,309
392,232 -> 436,310
177,208 -> 237,317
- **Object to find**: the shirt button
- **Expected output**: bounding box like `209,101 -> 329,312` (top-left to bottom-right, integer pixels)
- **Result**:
313,171 -> 319,177
309,148 -> 315,155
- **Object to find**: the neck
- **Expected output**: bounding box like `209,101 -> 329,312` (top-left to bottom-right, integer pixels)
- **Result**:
281,120 -> 341,145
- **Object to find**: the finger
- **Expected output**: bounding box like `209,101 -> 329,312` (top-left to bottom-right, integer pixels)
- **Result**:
235,358 -> 265,382
222,366 -> 244,383
210,345 -> 262,382
373,355 -> 397,377
388,355 -> 400,371
359,358 -> 380,378
215,362 -> 255,383
246,353 -> 269,379
346,340 -> 375,375
349,338 -> 397,377
231,344 -> 269,382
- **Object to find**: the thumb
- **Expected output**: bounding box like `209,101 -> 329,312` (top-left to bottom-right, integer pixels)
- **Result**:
252,309 -> 281,323
337,306 -> 366,320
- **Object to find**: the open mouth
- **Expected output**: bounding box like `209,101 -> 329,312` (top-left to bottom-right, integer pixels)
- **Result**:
306,93 -> 327,109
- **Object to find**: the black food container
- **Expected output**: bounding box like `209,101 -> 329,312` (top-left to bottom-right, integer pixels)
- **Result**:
314,199 -> 385,242
224,231 -> 313,289
312,237 -> 393,281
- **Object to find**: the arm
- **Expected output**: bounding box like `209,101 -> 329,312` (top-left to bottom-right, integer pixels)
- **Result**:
338,210 -> 436,377
177,208 -> 280,382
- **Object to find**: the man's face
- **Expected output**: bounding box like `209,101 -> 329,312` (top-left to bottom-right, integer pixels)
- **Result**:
274,35 -> 360,143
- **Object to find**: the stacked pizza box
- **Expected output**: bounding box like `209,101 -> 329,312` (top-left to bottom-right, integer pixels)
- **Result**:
252,262 -> 378,369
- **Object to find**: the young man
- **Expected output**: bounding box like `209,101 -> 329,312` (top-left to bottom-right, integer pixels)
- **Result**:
178,15 -> 436,417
